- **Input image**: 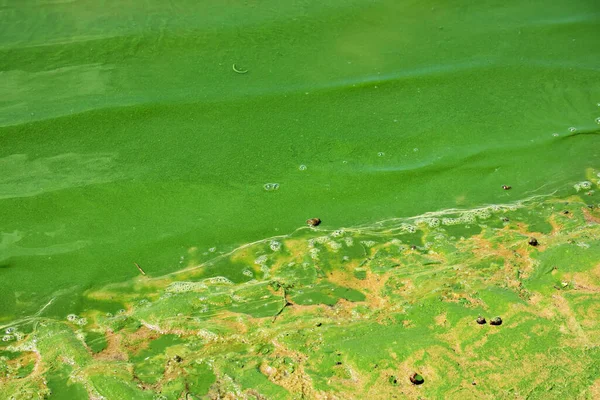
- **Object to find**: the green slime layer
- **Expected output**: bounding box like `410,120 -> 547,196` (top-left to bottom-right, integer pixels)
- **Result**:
1,170 -> 600,399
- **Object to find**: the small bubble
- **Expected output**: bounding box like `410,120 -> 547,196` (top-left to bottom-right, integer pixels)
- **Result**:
299,164 -> 307,171
568,127 -> 577,133
552,133 -> 559,137
208,247 -> 216,253
342,160 -> 348,164
5,327 -> 15,334
263,183 -> 280,191
595,117 -> 600,124
377,152 -> 385,157
413,148 -> 419,152
67,314 -> 78,322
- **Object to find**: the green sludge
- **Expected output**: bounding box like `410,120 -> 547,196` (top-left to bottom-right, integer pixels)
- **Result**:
1,173 -> 599,399
1,0 -> 600,398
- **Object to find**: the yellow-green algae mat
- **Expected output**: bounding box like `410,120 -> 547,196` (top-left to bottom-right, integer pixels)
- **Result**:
2,174 -> 600,399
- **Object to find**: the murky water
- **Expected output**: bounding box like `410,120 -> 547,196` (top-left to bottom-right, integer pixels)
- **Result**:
0,0 -> 599,358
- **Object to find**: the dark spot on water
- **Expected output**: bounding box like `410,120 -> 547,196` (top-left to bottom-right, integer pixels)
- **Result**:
528,237 -> 539,246
563,210 -> 570,214
476,316 -> 486,325
490,317 -> 503,326
173,355 -> 183,363
502,185 -> 512,190
315,322 -> 322,327
307,218 -> 321,227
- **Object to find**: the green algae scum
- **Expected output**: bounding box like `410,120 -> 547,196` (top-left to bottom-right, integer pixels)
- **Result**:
2,172 -> 600,399
2,0 -> 600,399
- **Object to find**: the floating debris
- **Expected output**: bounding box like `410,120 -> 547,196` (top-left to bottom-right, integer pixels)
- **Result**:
410,373 -> 424,385
306,218 -> 321,227
134,262 -> 146,275
263,183 -> 280,191
232,64 -> 248,74
502,185 -> 512,190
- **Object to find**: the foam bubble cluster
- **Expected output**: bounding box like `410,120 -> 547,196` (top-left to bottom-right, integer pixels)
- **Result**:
263,183 -> 280,191
254,255 -> 268,265
203,276 -> 234,285
330,229 -> 344,237
415,218 -> 441,228
167,281 -> 208,293
67,314 -> 78,322
574,181 -> 592,192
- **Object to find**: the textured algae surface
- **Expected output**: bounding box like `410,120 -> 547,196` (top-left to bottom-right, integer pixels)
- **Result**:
2,174 -> 600,399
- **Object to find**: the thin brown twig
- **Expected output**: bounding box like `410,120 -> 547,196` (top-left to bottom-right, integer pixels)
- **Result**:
133,262 -> 146,275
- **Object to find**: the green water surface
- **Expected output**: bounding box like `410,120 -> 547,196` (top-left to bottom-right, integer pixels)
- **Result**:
1,0 -> 599,321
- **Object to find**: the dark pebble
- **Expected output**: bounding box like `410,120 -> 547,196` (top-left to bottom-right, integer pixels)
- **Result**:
490,317 -> 503,326
306,218 -> 321,227
409,373 -> 424,385
476,316 -> 486,325
528,237 -> 539,246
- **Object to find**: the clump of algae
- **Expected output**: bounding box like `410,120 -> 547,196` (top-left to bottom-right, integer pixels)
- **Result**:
1,175 -> 600,399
